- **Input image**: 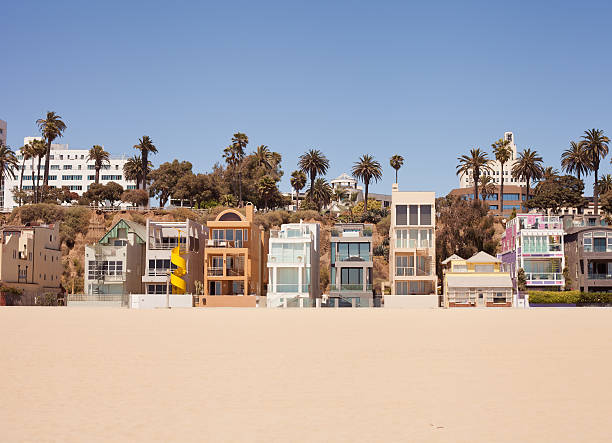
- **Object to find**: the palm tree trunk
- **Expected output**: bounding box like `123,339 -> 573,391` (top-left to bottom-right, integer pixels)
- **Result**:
525,177 -> 530,212
239,170 -> 242,207
43,140 -> 51,187
594,168 -> 599,215
95,167 -> 100,184
142,152 -> 148,191
18,160 -> 25,206
31,158 -> 36,203
36,157 -> 42,203
364,181 -> 369,212
395,169 -> 398,183
473,171 -> 479,202
500,163 -> 504,215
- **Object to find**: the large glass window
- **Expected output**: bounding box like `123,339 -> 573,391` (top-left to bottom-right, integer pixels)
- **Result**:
396,205 -> 407,225
409,205 -> 419,225
420,205 -> 432,225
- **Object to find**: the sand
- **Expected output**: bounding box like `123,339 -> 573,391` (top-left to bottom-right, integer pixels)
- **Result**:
1,307 -> 611,442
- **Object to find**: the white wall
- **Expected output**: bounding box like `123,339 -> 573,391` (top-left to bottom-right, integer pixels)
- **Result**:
129,294 -> 193,309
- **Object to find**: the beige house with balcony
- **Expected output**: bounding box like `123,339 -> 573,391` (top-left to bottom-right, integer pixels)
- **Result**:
84,219 -> 146,297
386,185 -> 437,308
199,205 -> 266,307
0,223 -> 62,305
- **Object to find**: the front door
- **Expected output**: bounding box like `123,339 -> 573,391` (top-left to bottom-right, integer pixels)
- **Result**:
476,289 -> 486,307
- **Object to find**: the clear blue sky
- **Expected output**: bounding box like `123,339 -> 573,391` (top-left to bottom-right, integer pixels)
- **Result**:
2,0 -> 612,196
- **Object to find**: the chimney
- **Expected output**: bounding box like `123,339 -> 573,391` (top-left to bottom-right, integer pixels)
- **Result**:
246,204 -> 254,221
392,183 -> 399,192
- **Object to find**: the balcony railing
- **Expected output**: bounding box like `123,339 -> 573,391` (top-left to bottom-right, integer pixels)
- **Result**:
149,241 -> 183,250
207,267 -> 245,277
148,269 -> 172,276
525,272 -> 563,281
270,284 -> 310,293
395,267 -> 432,277
88,272 -> 126,281
329,284 -> 373,292
208,267 -> 223,276
267,253 -> 306,264
337,253 -> 371,262
587,273 -> 612,280
207,239 -> 246,248
331,229 -> 373,238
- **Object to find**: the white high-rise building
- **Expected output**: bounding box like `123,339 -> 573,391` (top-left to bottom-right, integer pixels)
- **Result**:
3,137 -> 137,209
458,132 -> 527,189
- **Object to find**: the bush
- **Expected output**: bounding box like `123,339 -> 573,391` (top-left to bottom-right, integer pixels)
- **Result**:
254,210 -> 291,231
36,293 -> 59,306
577,292 -> 612,306
528,291 -> 580,305
15,204 -> 64,224
61,207 -> 91,248
289,210 -> 323,223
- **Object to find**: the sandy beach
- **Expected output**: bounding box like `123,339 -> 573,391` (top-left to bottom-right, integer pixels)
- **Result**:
1,307 -> 611,442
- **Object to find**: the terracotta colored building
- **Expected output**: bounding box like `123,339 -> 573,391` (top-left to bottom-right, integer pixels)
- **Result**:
199,205 -> 266,307
449,184 -> 526,216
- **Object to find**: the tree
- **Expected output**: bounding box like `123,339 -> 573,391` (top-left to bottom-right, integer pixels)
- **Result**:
84,182 -> 123,206
31,139 -> 47,203
541,166 -> 559,182
149,160 -> 193,207
492,138 -> 512,215
88,145 -> 110,184
582,128 -> 610,215
561,141 -> 590,181
253,145 -> 274,170
121,189 -> 149,207
133,136 -> 157,191
456,148 -> 491,202
36,111 -> 66,188
517,268 -> 527,292
526,175 -> 584,214
307,178 -> 332,211
258,176 -> 278,210
352,154 -> 383,212
0,143 -> 18,201
18,143 -> 35,206
435,195 -> 497,281
511,148 -> 544,211
123,155 -> 150,190
299,149 -> 329,196
598,174 -> 612,195
389,154 -> 404,184
290,170 -> 306,210
223,133 -> 248,205
479,175 -> 497,201
220,194 -> 235,206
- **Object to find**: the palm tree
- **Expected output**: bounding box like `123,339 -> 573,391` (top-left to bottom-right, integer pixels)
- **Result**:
298,149 -> 329,196
31,139 -> 47,203
598,174 -> 612,196
0,143 -> 18,203
36,111 -> 66,187
333,188 -> 347,203
456,148 -> 491,202
352,154 -> 383,212
254,145 -> 274,170
123,155 -> 147,190
582,128 -> 610,215
220,194 -> 235,206
511,148 -> 544,210
88,145 -> 110,184
479,175 -> 497,201
307,178 -> 332,211
561,141 -> 590,181
232,132 -> 248,205
541,166 -> 559,182
290,170 -> 306,210
492,138 -> 512,215
133,136 -> 157,191
18,143 -> 35,206
389,155 -> 404,184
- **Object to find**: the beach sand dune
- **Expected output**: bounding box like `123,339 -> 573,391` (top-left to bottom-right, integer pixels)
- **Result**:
1,307 -> 611,442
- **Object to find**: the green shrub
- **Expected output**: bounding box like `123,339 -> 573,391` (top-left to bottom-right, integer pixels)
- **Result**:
61,207 -> 91,248
528,291 -> 580,304
15,204 -> 64,224
577,292 -> 612,305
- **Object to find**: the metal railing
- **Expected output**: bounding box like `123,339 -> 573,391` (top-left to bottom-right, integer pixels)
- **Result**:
88,272 -> 126,280
149,241 -> 183,250
270,284 -> 310,293
147,269 -> 173,276
525,273 -> 563,281
329,284 -> 373,292
587,273 -> 612,280
207,239 -> 246,248
395,267 -> 432,277
337,253 -> 371,262
207,267 -> 223,276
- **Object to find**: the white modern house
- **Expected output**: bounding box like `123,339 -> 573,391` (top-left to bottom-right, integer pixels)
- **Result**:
266,222 -> 320,307
84,219 -> 146,297
141,219 -> 206,295
458,132 -> 527,189
4,136 -> 137,209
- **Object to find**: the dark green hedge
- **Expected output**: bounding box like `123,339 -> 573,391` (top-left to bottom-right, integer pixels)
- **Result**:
529,291 -> 612,305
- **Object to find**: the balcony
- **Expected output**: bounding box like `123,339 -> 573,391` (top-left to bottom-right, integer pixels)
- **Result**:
329,284 -> 373,292
149,240 -> 184,250
267,253 -> 306,264
587,273 -> 612,280
148,268 -> 173,277
395,267 -> 432,277
207,267 -> 245,277
337,252 -> 371,262
88,272 -> 126,281
208,267 -> 223,276
331,228 -> 372,238
526,272 -> 563,281
207,239 -> 246,248
270,284 -> 310,293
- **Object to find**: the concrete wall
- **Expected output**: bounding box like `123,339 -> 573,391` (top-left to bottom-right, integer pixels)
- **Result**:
384,295 -> 438,308
130,294 -> 193,309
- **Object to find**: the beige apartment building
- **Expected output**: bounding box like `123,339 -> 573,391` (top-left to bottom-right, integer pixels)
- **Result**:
386,185 -> 438,308
0,223 -> 63,305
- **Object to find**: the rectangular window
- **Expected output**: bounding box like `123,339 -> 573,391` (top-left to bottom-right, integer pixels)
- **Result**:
409,205 -> 418,225
419,205 -> 431,225
583,237 -> 593,252
396,205 -> 407,225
